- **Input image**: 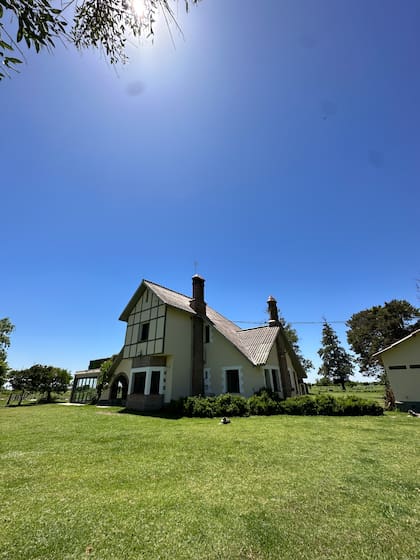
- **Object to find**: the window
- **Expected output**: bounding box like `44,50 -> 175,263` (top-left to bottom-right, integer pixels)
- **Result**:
204,368 -> 211,395
389,365 -> 407,370
264,368 -> 280,392
130,367 -> 165,397
140,323 -> 150,341
409,364 -> 420,369
205,325 -> 211,343
133,372 -> 146,394
271,369 -> 279,392
150,371 -> 160,395
72,376 -> 97,403
226,369 -> 240,393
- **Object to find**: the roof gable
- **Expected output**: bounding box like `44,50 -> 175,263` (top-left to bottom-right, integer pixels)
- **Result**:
237,327 -> 280,365
373,329 -> 420,356
119,279 -> 280,366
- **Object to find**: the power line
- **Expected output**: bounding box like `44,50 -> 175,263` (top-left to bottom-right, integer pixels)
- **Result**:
234,320 -> 347,325
292,321 -> 347,325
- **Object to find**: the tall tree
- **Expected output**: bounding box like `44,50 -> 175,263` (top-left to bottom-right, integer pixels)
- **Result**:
0,0 -> 199,79
278,312 -> 314,375
318,321 -> 353,390
8,364 -> 71,402
0,317 -> 14,387
346,300 -> 420,378
95,358 -> 114,403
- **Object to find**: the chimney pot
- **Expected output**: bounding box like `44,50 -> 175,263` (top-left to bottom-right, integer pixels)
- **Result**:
267,295 -> 280,326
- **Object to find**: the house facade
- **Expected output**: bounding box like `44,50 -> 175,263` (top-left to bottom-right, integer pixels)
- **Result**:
71,276 -> 307,410
374,329 -> 420,412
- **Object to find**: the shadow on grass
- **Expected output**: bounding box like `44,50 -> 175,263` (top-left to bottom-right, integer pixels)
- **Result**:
117,407 -> 184,420
3,402 -> 38,408
3,398 -> 69,409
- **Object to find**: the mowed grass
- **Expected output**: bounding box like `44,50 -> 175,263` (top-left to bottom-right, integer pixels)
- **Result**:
0,405 -> 419,560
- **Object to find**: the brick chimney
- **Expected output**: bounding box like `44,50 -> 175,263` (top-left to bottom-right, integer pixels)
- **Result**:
190,275 -> 206,395
190,274 -> 206,316
267,295 -> 292,398
267,295 -> 280,326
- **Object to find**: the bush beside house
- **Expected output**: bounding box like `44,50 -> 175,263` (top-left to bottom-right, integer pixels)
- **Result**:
168,390 -> 383,418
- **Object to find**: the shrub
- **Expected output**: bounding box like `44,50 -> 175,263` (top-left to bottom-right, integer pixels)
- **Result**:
277,394 -> 383,416
248,392 -> 280,416
279,395 -> 320,416
313,394 -> 344,416
167,392 -> 383,418
337,395 -> 383,416
182,396 -> 217,418
214,394 -> 249,417
253,387 -> 282,401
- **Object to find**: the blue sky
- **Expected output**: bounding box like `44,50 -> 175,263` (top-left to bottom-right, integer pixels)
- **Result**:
1,0 -> 419,382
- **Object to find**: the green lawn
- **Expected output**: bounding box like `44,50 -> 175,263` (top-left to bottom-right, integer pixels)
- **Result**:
0,405 -> 418,560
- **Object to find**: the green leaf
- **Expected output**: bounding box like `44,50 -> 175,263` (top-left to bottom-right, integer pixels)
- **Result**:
0,40 -> 13,50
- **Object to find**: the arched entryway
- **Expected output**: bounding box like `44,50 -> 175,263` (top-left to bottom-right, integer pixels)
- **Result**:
109,374 -> 128,405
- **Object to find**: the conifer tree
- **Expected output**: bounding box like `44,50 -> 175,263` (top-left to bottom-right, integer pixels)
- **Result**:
318,321 -> 353,390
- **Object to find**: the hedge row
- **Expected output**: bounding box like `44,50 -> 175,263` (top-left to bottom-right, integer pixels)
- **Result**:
169,391 -> 383,418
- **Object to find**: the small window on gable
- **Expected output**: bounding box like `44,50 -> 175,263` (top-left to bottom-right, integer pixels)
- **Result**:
226,369 -> 240,393
205,325 -> 211,344
140,323 -> 150,341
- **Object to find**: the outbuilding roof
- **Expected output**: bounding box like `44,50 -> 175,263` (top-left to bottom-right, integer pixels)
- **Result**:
373,329 -> 420,357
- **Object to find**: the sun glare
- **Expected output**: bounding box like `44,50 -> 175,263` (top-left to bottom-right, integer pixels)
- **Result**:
130,0 -> 146,20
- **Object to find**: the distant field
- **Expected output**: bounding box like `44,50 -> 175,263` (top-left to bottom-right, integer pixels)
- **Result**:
310,384 -> 386,405
0,404 -> 418,560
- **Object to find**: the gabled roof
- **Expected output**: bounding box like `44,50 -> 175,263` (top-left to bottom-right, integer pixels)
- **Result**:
119,279 -> 284,367
373,329 -> 420,357
237,326 -> 280,365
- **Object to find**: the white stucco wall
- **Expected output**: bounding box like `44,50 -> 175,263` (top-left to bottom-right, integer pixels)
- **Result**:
164,307 -> 193,400
204,326 -> 263,397
381,333 -> 420,404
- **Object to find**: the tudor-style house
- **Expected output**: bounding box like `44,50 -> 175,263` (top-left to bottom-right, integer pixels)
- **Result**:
71,276 -> 307,410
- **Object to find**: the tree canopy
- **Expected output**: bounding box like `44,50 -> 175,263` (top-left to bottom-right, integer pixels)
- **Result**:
95,357 -> 114,402
0,0 -> 199,79
0,317 -> 14,387
278,311 -> 314,376
346,300 -> 420,378
8,364 -> 71,401
318,321 -> 353,390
